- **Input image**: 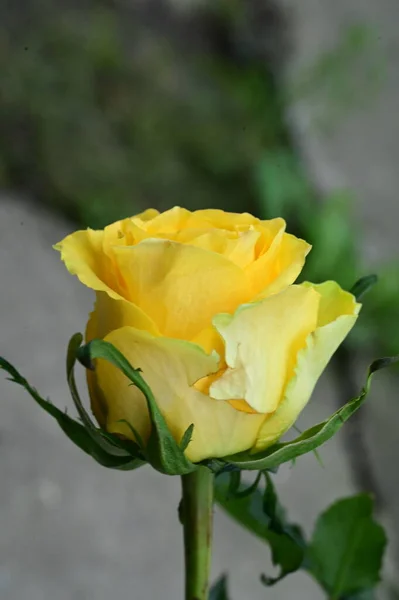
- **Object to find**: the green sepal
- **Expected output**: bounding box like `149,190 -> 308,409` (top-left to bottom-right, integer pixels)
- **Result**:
201,459 -> 232,474
223,355 -> 399,471
306,495 -> 386,598
117,419 -> 145,452
77,338 -> 197,475
209,575 -> 229,600
0,353 -> 143,471
215,472 -> 305,585
351,274 -> 378,300
180,423 -> 195,452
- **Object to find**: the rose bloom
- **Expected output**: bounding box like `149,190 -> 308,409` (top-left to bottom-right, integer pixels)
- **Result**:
56,207 -> 360,463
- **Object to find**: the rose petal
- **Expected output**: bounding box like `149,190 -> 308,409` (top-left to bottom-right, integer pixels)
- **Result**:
252,281 -> 360,451
112,239 -> 252,339
90,327 -> 265,462
210,285 -> 320,413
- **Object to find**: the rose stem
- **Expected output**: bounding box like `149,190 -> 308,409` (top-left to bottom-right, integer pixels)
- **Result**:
180,466 -> 214,600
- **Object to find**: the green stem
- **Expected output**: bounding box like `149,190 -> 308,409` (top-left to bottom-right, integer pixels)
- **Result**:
181,467 -> 214,600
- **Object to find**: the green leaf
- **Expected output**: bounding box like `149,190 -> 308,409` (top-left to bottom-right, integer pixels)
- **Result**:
234,471 -> 262,499
260,472 -> 307,585
262,473 -> 305,546
224,355 -> 399,471
306,495 -> 386,598
0,354 -> 143,471
343,591 -> 376,600
77,339 -> 197,475
262,472 -> 286,534
215,473 -> 305,584
226,470 -> 241,497
350,274 -> 378,300
209,575 -> 229,600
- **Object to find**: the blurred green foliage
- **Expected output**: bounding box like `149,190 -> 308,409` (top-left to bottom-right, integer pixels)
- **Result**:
0,5 -> 285,228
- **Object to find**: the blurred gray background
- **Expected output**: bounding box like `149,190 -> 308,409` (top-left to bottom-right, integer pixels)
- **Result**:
1,1 -> 398,598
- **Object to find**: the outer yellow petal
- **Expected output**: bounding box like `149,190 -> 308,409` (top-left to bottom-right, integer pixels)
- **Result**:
112,239 -> 252,339
262,233 -> 311,297
86,304 -> 107,428
247,225 -> 311,297
307,280 -> 359,327
55,229 -> 124,300
252,281 -> 360,452
85,292 -> 160,428
90,327 -> 264,462
86,292 -> 160,341
210,285 -> 320,413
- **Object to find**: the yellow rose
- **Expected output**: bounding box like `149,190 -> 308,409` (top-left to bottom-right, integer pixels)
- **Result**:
56,207 -> 360,463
